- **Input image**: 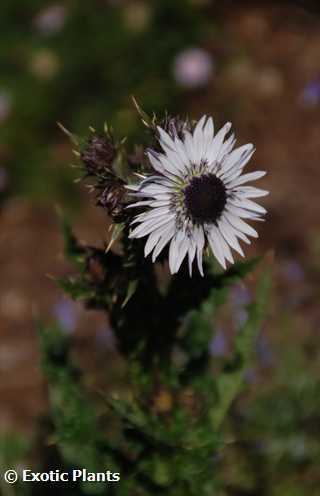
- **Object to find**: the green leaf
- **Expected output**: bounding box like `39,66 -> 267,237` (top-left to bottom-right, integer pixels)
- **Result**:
213,256 -> 262,286
121,279 -> 138,308
180,286 -> 227,358
58,211 -> 86,270
56,276 -> 94,301
37,323 -> 118,474
211,270 -> 271,429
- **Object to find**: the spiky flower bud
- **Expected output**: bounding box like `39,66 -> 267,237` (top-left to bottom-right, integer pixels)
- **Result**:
97,179 -> 129,223
81,135 -> 116,176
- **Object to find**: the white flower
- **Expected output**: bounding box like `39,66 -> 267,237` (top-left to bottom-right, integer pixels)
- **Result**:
128,116 -> 268,276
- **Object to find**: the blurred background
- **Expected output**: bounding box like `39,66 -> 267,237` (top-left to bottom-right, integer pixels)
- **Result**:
1,0 -> 320,494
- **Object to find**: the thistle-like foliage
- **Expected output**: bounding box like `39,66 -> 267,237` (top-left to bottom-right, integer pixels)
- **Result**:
38,108 -> 270,495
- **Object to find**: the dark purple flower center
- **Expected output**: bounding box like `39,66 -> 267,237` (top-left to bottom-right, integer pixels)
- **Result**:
184,173 -> 227,224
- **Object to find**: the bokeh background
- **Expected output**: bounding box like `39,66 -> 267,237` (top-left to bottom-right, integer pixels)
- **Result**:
1,0 -> 320,494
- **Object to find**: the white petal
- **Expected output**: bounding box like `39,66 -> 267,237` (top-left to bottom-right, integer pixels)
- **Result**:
227,170 -> 266,188
184,131 -> 197,164
195,226 -> 205,276
221,153 -> 256,185
130,214 -> 175,238
207,228 -> 226,269
216,133 -> 236,162
127,200 -> 154,209
139,173 -> 171,187
203,117 -> 214,143
234,186 -> 269,198
139,183 -> 172,196
221,214 -> 251,244
147,151 -> 165,174
188,241 -> 197,276
218,219 -> 244,257
224,212 -> 258,238
228,197 -> 267,214
226,204 -> 263,221
211,225 -> 234,264
168,234 -> 180,274
174,137 -> 190,167
157,126 -> 176,151
152,225 -> 175,262
192,117 -> 207,163
158,154 -> 183,177
174,235 -> 190,274
144,221 -> 175,257
168,230 -> 190,274
149,200 -> 172,208
193,115 -> 207,143
220,144 -> 254,175
206,122 -> 232,163
133,206 -> 171,224
166,148 -> 187,174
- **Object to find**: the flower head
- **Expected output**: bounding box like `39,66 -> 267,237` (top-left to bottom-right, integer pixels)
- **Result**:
97,179 -> 129,223
81,135 -> 116,176
128,116 -> 268,276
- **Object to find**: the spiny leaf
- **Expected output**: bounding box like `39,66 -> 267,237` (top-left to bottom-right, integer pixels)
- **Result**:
121,280 -> 138,308
211,256 -> 262,286
56,277 -> 94,301
58,211 -> 86,270
57,121 -> 80,146
211,270 -> 271,429
131,96 -> 154,128
106,223 -> 125,252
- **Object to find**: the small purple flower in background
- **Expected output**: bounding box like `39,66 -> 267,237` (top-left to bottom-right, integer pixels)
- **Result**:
230,284 -> 252,307
255,334 -> 275,368
301,80 -> 320,106
282,260 -> 305,284
234,308 -> 249,327
52,298 -> 78,334
0,92 -> 12,123
173,48 -> 214,89
95,326 -> 116,351
33,5 -> 67,35
230,284 -> 251,327
244,368 -> 258,384
209,330 -> 228,357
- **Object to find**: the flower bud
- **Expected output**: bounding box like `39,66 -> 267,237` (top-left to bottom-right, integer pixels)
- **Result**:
81,135 -> 116,175
97,180 -> 129,223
